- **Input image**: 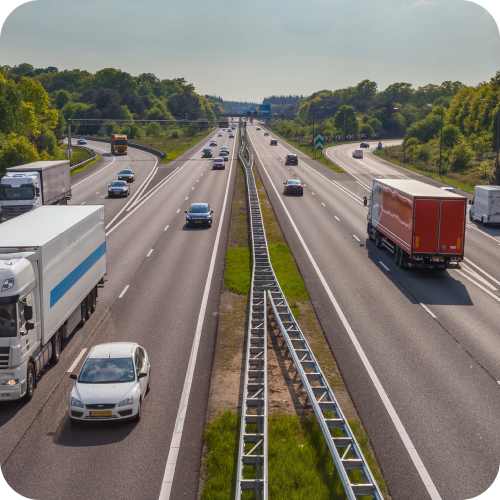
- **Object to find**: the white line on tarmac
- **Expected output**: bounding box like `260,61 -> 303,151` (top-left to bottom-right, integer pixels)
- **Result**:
379,261 -> 390,271
353,235 -> 361,242
464,258 -> 500,286
456,270 -> 500,304
81,202 -> 85,205
321,202 -> 326,206
118,285 -> 129,298
67,349 -> 87,373
176,209 -> 180,213
72,151 -> 116,188
159,142 -> 236,500
334,216 -> 340,221
461,265 -> 497,291
420,303 -> 437,319
147,249 -> 153,257
164,225 -> 170,232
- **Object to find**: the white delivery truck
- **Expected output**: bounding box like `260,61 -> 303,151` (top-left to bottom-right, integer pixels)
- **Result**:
0,206 -> 106,401
0,160 -> 72,222
353,149 -> 364,159
469,185 -> 500,226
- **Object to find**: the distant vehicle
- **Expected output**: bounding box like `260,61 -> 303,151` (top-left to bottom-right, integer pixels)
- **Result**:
353,149 -> 364,159
285,154 -> 298,165
108,180 -> 130,197
376,142 -> 383,150
110,134 -> 128,155
360,142 -> 369,148
218,132 -> 223,137
0,206 -> 106,402
283,179 -> 304,196
213,157 -> 226,170
185,203 -> 214,227
228,128 -> 232,131
256,127 -> 261,130
202,148 -> 213,158
270,139 -> 278,146
117,169 -> 135,182
441,187 -> 456,193
209,140 -> 217,147
264,132 -> 269,136
220,146 -> 229,152
69,342 -> 151,423
229,132 -> 235,138
469,185 -> 500,225
222,128 -> 226,131
77,138 -> 87,145
219,151 -> 229,161
0,161 -> 72,222
365,179 -> 466,269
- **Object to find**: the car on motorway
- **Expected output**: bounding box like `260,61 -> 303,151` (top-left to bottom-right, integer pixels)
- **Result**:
352,149 -> 364,159
285,154 -> 298,165
185,203 -> 214,227
68,342 -> 151,423
117,169 -> 135,182
219,150 -> 229,161
283,179 -> 304,196
270,139 -> 278,146
222,128 -> 226,131
108,180 -> 130,197
77,138 -> 87,145
441,187 -> 456,193
220,146 -> 229,152
229,132 -> 235,138
256,127 -> 261,130
209,140 -> 217,147
217,132 -> 223,137
202,148 -> 213,158
213,157 -> 225,169
360,142 -> 369,148
264,132 -> 269,136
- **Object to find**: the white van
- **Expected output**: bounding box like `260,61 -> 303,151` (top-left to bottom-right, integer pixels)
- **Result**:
469,185 -> 500,225
353,149 -> 364,159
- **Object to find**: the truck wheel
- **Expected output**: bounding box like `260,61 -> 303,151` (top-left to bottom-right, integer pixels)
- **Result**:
90,287 -> 97,314
50,330 -> 61,365
367,223 -> 374,241
80,300 -> 87,327
469,211 -> 473,222
374,231 -> 382,248
85,295 -> 92,320
394,245 -> 400,263
398,250 -> 408,269
23,363 -> 36,401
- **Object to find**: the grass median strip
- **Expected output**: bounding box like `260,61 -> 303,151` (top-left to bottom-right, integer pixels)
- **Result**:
70,155 -> 101,176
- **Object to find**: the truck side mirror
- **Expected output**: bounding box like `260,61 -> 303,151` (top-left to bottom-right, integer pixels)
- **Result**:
25,321 -> 34,332
468,199 -> 472,205
24,304 -> 33,321
363,196 -> 368,206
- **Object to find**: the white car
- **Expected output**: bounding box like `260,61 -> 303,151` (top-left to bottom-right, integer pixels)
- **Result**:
256,127 -> 261,131
68,342 -> 151,423
217,132 -> 222,137
209,140 -> 217,147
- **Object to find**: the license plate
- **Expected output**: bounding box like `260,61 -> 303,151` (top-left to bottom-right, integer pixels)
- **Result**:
431,257 -> 443,262
89,411 -> 112,417
292,186 -> 298,189
195,221 -> 203,224
114,191 -> 120,195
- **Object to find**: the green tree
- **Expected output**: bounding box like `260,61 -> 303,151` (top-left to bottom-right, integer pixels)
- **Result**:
441,124 -> 461,149
450,141 -> 473,171
0,135 -> 40,169
145,122 -> 162,137
333,105 -> 357,135
53,90 -> 71,109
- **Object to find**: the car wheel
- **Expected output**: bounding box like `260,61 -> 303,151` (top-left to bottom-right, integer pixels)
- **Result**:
50,330 -> 61,365
23,363 -> 36,401
80,300 -> 87,327
481,217 -> 486,227
146,370 -> 151,395
300,192 -> 304,196
135,398 -> 142,421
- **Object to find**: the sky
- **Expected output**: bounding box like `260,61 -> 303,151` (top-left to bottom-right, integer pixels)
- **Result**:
0,0 -> 499,102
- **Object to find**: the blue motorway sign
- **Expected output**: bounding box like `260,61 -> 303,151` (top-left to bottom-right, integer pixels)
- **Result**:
259,104 -> 271,115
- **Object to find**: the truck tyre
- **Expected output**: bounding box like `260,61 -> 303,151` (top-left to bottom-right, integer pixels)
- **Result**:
85,294 -> 92,320
394,245 -> 400,263
50,330 -> 61,365
374,230 -> 382,248
80,300 -> 87,327
23,363 -> 36,402
469,210 -> 473,222
398,249 -> 408,269
90,287 -> 97,314
367,223 -> 374,241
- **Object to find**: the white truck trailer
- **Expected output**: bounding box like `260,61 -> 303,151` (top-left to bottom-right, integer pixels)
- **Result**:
0,205 -> 106,401
469,185 -> 500,226
0,160 -> 72,222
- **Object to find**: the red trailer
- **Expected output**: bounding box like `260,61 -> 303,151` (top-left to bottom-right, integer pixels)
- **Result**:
365,179 -> 466,269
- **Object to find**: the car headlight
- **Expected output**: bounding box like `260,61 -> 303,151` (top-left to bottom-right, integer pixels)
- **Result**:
186,215 -> 191,219
70,397 -> 84,408
207,215 -> 212,219
1,379 -> 19,386
118,396 -> 133,407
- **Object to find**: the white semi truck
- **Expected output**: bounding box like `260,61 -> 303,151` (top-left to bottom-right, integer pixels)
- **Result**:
0,206 -> 106,401
469,185 -> 500,226
0,160 -> 72,222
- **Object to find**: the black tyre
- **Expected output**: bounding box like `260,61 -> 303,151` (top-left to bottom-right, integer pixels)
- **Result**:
80,300 -> 87,327
374,231 -> 382,248
50,330 -> 61,365
300,192 -> 304,196
146,370 -> 151,395
393,245 -> 400,263
85,294 -> 91,320
135,399 -> 142,421
481,217 -> 486,227
398,249 -> 408,268
23,363 -> 36,401
469,210 -> 473,222
367,223 -> 375,241
90,286 -> 97,314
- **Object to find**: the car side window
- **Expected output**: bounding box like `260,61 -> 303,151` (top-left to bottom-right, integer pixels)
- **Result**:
136,348 -> 145,374
134,351 -> 143,375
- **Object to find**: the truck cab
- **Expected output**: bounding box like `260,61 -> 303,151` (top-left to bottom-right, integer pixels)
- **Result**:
0,172 -> 41,221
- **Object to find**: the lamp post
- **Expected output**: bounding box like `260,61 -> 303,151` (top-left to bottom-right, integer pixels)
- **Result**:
480,99 -> 500,185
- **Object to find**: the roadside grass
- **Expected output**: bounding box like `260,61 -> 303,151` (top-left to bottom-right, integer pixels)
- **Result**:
374,146 -> 475,194
224,247 -> 251,295
70,155 -> 100,176
62,145 -> 91,166
130,129 -> 212,163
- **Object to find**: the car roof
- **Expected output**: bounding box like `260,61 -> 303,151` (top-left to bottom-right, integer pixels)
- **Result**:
89,342 -> 136,359
189,202 -> 209,209
214,157 -> 224,160
287,179 -> 301,183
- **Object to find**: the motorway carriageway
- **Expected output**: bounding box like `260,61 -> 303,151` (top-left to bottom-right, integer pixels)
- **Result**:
0,128 -> 237,500
247,125 -> 500,500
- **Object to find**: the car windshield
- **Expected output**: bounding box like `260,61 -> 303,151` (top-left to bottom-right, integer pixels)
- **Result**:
119,170 -> 133,174
219,151 -> 227,155
203,148 -> 211,152
110,181 -> 127,187
0,299 -> 17,338
78,358 -> 135,383
287,155 -> 296,159
0,186 -> 35,201
189,204 -> 209,213
287,180 -> 300,185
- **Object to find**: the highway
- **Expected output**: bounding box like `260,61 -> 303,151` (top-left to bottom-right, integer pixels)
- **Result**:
247,125 -> 500,500
0,129 -> 238,500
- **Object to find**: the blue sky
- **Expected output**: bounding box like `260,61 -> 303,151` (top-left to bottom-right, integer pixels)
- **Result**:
0,0 -> 499,101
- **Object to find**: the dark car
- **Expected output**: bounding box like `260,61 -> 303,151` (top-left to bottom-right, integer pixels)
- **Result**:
202,148 -> 213,158
283,179 -> 304,196
285,154 -> 298,165
117,169 -> 135,182
185,203 -> 214,228
108,180 -> 130,197
77,138 -> 87,145
219,150 -> 229,161
264,132 -> 269,136
270,139 -> 278,146
360,142 -> 369,148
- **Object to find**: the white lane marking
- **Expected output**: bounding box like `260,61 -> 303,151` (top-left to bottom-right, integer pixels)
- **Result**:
321,202 -> 326,207
456,270 -> 500,304
127,162 -> 161,210
463,258 -> 500,286
353,235 -> 361,242
118,285 -> 129,299
461,265 -> 498,291
334,216 -> 340,221
192,187 -> 194,190
147,249 -> 153,257
197,179 -> 199,182
81,202 -> 85,205
420,303 -> 437,319
357,181 -> 371,191
176,209 -> 180,214
185,197 -> 188,201
311,192 -> 315,196
164,225 -> 170,232
67,349 -> 87,373
250,141 -> 443,500
95,191 -> 99,195
466,224 -> 500,244
72,153 -> 116,188
379,261 -> 390,271
159,140 -> 236,500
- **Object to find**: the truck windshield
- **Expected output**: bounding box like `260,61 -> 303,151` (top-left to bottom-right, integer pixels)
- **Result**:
0,186 -> 34,201
115,140 -> 128,145
0,300 -> 16,338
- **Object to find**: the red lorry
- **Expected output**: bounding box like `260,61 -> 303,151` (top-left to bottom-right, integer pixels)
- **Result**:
365,179 -> 466,269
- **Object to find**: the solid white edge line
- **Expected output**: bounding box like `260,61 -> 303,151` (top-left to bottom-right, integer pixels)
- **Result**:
248,131 -> 443,500
321,202 -> 326,207
456,270 -> 500,304
158,142 -> 236,500
379,261 -> 390,272
72,152 -> 116,188
67,348 -> 87,373
176,209 -> 180,214
353,235 -> 361,242
164,225 -> 170,232
420,303 -> 437,319
334,216 -> 340,221
147,249 -> 153,257
463,258 -> 500,287
460,265 -> 498,291
118,285 -> 129,299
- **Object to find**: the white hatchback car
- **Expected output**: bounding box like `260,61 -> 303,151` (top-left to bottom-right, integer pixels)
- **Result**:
69,342 -> 151,423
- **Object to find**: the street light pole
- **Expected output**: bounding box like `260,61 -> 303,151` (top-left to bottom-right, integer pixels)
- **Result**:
378,108 -> 386,140
438,108 -> 444,176
480,99 -> 500,185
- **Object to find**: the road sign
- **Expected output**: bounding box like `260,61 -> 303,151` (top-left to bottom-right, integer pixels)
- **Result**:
259,104 -> 271,115
360,133 -> 366,138
314,133 -> 324,150
346,134 -> 354,140
336,134 -> 343,140
324,136 -> 330,141
372,133 -> 379,138
309,139 -> 313,144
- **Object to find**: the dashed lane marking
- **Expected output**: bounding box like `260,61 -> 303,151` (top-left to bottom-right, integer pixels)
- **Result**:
118,285 -> 129,299
67,349 -> 87,373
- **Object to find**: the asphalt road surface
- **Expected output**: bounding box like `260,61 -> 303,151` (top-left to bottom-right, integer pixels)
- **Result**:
247,125 -> 500,500
0,128 -> 238,500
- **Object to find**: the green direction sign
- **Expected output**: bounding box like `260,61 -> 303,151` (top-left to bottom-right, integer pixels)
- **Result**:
314,133 -> 324,150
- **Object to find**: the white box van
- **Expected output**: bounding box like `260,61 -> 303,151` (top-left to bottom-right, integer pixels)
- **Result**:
469,185 -> 500,225
353,150 -> 363,159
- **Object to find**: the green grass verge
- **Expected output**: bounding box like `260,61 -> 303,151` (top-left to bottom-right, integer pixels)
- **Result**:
224,247 -> 252,295
374,147 -> 475,194
70,155 -> 101,176
61,145 -> 92,166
